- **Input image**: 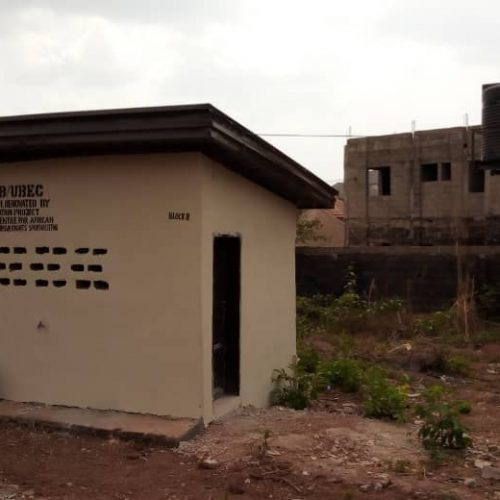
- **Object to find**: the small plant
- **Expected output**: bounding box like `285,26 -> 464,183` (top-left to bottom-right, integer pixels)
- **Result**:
388,459 -> 411,473
251,429 -> 272,460
421,348 -> 472,377
416,385 -> 472,450
456,400 -> 472,414
362,367 -> 408,421
297,346 -> 320,374
319,358 -> 366,393
367,297 -> 405,314
271,362 -> 320,410
413,310 -> 453,337
296,295 -> 331,339
444,354 -> 472,376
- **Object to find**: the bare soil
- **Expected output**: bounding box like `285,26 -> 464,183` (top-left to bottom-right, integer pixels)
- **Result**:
0,340 -> 499,500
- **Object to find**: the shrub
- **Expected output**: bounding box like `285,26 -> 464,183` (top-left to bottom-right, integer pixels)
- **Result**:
456,400 -> 472,415
362,367 -> 408,421
271,363 -> 321,410
413,310 -> 453,337
319,358 -> 366,393
418,348 -> 472,377
297,346 -> 320,374
367,297 -> 405,314
296,295 -> 332,339
296,214 -> 324,244
444,354 -> 472,377
416,385 -> 472,450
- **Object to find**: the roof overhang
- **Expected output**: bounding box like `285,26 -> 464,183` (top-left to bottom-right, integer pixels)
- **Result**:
0,104 -> 336,209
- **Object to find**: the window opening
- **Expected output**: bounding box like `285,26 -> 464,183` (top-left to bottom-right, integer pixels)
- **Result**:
441,162 -> 452,181
469,163 -> 485,193
368,167 -> 391,196
421,163 -> 438,182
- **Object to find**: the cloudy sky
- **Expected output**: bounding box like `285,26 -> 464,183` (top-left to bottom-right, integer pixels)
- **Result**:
0,0 -> 499,183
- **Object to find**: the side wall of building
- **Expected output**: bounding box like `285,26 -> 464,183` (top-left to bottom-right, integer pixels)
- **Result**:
0,153 -> 204,418
199,158 -> 297,423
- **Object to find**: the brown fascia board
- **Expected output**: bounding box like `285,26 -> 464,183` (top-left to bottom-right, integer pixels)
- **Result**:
0,104 -> 336,208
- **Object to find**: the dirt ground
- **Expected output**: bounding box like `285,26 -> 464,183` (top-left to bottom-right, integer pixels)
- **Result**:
0,342 -> 499,500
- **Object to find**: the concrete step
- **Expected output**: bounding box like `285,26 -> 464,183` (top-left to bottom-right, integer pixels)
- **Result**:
0,399 -> 202,447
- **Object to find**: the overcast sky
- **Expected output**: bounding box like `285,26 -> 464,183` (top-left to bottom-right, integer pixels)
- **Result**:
1,0 -> 499,183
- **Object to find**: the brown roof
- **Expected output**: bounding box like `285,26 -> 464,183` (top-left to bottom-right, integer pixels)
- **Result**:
0,104 -> 336,208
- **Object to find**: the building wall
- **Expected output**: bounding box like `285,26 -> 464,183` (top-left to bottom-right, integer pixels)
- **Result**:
0,153 -> 205,418
296,246 -> 500,312
199,157 -> 297,423
0,152 -> 298,422
345,127 -> 496,246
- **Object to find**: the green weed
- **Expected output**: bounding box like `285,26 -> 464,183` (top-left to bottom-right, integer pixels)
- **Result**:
271,362 -> 321,410
362,367 -> 408,421
416,385 -> 472,450
319,358 -> 366,393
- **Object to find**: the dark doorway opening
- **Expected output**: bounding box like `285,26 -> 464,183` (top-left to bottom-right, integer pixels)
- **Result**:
212,236 -> 241,399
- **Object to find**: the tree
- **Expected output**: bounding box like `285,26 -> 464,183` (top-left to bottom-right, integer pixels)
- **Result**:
296,212 -> 324,244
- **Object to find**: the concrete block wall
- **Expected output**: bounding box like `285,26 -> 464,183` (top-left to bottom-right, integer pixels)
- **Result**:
296,246 -> 500,312
344,126 -> 497,246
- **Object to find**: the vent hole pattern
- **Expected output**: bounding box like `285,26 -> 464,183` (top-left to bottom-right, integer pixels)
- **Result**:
76,280 -> 91,290
0,247 -> 110,291
94,281 -> 110,290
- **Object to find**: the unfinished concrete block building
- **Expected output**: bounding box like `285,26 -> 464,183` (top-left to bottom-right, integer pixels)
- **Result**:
345,126 -> 500,246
